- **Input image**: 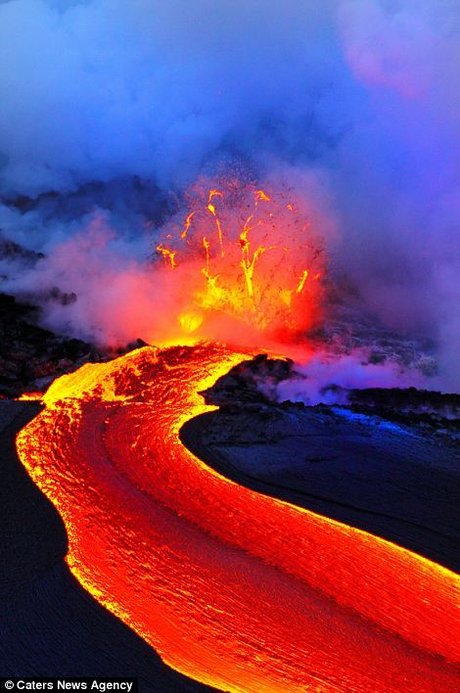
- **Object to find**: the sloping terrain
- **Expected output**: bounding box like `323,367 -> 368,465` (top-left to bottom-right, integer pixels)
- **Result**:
15,345 -> 460,692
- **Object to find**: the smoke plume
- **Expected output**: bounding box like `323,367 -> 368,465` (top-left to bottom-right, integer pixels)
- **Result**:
0,0 -> 459,391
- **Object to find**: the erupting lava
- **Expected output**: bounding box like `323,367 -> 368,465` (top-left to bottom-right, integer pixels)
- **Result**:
154,180 -> 324,346
11,177 -> 460,691
16,344 -> 460,692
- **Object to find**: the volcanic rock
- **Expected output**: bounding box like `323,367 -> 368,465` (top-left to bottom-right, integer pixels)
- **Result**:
200,353 -> 295,409
0,292 -> 148,398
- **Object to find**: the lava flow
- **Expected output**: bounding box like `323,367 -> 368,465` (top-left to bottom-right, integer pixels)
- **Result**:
16,343 -> 460,692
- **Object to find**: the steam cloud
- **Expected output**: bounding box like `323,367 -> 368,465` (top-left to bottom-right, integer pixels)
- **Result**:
261,351 -> 424,407
0,0 -> 459,392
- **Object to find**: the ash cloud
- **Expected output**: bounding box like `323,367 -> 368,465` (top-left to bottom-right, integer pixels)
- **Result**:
0,0 -> 459,391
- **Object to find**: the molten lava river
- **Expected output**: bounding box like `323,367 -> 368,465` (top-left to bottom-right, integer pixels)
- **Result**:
16,343 -> 460,692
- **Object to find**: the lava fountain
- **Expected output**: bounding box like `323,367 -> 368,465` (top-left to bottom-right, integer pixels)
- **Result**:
152,179 -> 325,348
15,180 -> 460,691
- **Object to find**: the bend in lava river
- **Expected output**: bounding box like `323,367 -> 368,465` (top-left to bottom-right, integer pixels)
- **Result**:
16,342 -> 460,691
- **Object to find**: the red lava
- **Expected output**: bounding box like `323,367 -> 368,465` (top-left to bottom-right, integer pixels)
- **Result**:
16,343 -> 460,692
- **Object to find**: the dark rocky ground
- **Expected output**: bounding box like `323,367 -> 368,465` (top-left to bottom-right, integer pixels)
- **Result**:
201,354 -> 460,444
0,176 -> 172,397
0,291 -> 147,398
181,356 -> 460,573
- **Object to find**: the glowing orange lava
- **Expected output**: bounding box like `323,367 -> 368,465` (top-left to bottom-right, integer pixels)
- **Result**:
16,344 -> 460,692
153,180 -> 324,347
17,391 -> 43,401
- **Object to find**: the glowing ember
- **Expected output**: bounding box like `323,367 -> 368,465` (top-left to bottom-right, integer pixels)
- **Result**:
17,391 -> 43,401
155,242 -> 177,269
16,345 -> 460,692
154,179 -> 325,345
